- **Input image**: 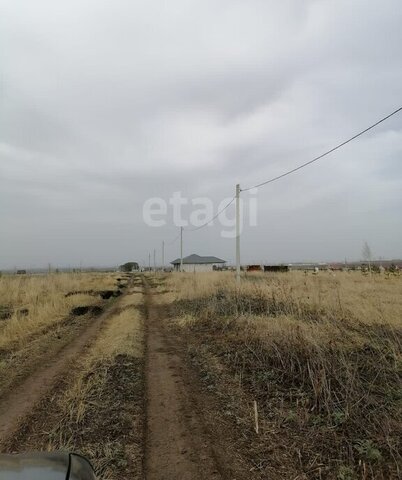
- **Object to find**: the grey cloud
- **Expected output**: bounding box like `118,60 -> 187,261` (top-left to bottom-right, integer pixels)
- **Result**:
0,0 -> 401,269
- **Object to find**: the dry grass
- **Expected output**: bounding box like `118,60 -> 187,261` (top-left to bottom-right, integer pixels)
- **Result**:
167,270 -> 402,326
14,284 -> 145,480
0,272 -> 128,400
0,272 -> 121,351
49,283 -> 144,479
167,271 -> 402,479
118,290 -> 143,308
0,272 -> 143,479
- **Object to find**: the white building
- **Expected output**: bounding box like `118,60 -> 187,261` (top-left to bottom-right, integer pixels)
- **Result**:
171,254 -> 226,272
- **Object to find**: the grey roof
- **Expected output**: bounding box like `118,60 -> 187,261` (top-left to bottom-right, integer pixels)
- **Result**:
171,254 -> 226,265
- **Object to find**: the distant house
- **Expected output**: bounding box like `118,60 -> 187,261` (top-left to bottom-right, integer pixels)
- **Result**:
170,254 -> 226,272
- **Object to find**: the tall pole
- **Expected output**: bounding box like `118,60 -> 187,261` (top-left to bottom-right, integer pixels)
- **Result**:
180,226 -> 183,272
236,183 -> 241,285
162,241 -> 165,271
153,248 -> 156,272
148,253 -> 151,271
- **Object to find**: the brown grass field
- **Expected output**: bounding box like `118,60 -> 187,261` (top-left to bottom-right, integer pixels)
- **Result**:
0,270 -> 400,479
165,271 -> 401,479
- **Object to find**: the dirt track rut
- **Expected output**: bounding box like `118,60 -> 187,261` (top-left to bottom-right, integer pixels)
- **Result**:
144,279 -> 224,480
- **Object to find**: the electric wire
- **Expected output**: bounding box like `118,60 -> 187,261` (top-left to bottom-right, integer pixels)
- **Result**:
153,106 -> 402,257
185,196 -> 236,232
241,106 -> 402,192
165,231 -> 181,245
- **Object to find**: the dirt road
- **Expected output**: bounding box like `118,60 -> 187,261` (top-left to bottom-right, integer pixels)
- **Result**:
0,294 -> 127,447
0,275 -> 250,479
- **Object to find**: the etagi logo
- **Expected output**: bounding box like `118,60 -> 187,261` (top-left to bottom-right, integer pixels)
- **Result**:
142,189 -> 258,238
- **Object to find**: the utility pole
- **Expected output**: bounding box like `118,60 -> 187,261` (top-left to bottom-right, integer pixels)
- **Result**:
148,253 -> 151,271
153,248 -> 156,272
162,241 -> 165,271
180,226 -> 183,272
236,183 -> 241,285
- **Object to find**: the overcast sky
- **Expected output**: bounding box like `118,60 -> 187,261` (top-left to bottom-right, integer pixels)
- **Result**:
1,0 -> 401,269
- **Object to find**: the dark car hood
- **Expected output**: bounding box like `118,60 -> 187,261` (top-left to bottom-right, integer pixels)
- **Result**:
0,452 -> 96,480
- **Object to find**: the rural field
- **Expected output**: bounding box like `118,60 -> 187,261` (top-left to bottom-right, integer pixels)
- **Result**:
0,270 -> 400,479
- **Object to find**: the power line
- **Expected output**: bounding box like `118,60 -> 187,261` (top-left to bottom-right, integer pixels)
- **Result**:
185,196 -> 236,232
241,106 -> 402,192
165,230 -> 181,245
153,105 -> 402,269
